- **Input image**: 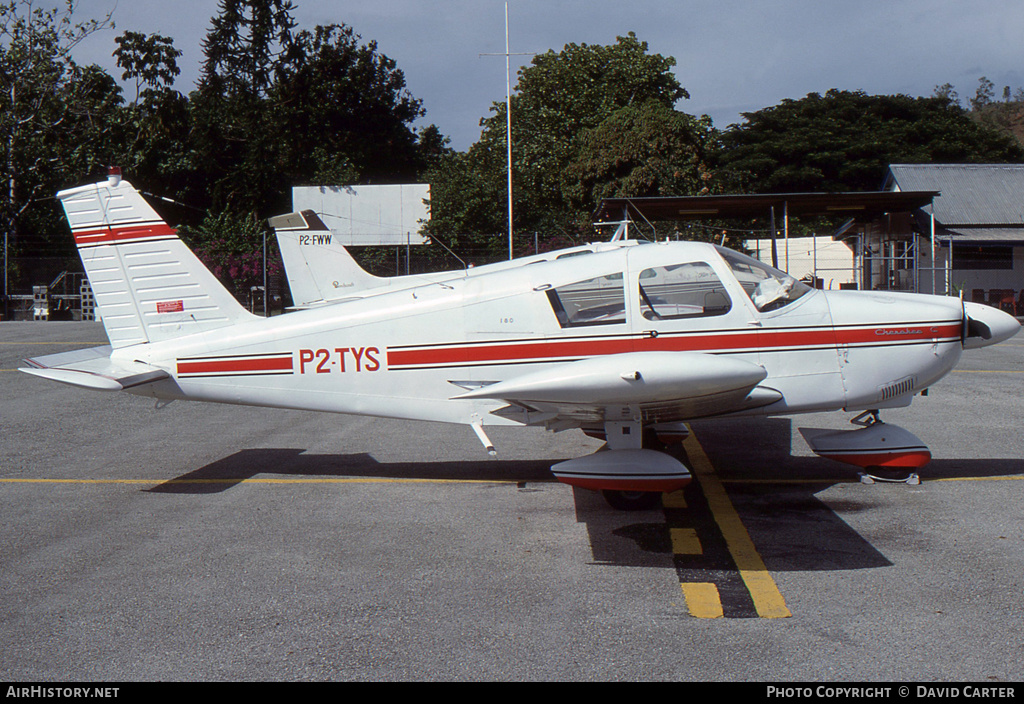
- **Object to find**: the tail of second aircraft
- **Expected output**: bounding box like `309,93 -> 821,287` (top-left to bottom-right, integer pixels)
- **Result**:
58,169 -> 257,348
270,210 -> 382,307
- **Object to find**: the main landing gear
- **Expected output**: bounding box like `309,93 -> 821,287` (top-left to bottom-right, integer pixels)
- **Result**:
553,423 -> 692,511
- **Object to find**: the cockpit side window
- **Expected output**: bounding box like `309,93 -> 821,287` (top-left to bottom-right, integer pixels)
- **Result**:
716,246 -> 811,313
638,263 -> 732,320
546,273 -> 626,327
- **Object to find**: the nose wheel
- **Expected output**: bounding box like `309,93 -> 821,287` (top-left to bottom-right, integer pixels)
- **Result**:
850,411 -> 922,484
600,489 -> 663,511
858,469 -> 920,485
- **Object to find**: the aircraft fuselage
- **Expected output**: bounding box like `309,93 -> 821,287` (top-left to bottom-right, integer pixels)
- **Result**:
118,241 -> 979,430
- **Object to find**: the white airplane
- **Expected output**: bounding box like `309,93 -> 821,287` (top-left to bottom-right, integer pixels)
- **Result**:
21,173 -> 1021,510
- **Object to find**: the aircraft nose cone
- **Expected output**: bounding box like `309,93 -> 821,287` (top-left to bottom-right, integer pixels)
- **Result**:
963,301 -> 1021,349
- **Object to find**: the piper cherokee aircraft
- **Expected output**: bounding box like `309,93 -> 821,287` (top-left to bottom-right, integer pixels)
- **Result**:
21,172 -> 1021,510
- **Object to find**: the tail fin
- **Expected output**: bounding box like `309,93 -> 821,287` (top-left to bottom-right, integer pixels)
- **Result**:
270,210 -> 381,306
58,173 -> 256,348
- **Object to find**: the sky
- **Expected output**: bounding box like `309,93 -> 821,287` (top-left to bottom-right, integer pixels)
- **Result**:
67,0 -> 1024,152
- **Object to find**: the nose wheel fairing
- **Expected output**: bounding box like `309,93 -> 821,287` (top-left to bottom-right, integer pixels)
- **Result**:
799,411 -> 931,476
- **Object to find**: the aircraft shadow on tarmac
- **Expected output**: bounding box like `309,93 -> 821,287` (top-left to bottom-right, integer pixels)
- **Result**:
572,417 -> 899,572
688,415 -> 1024,482
144,416 -> 1021,574
145,448 -> 558,494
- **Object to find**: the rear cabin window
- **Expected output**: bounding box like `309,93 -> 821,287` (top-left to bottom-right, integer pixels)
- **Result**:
638,263 -> 732,320
546,273 -> 626,327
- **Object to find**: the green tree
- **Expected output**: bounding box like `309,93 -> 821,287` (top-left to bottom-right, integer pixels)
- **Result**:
970,76 -> 996,111
422,148 -> 508,254
181,0 -> 448,289
114,30 -> 180,103
178,208 -> 280,301
719,89 -> 1024,194
189,0 -> 297,215
190,1 -> 442,222
111,30 -> 190,199
933,82 -> 960,107
273,23 -> 438,185
0,0 -> 116,270
952,77 -> 1024,152
563,101 -> 718,232
426,33 -> 711,251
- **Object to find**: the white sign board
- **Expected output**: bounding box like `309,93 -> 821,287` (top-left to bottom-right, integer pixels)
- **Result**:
292,184 -> 430,246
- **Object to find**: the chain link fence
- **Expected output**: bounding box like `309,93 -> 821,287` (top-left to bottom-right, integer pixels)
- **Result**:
2,244 -> 515,321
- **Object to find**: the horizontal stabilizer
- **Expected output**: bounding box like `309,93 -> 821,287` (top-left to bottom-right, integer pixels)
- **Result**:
20,346 -> 169,392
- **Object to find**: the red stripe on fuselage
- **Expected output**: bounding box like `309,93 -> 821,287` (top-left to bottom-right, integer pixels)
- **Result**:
387,337 -> 634,367
177,356 -> 293,376
386,322 -> 962,369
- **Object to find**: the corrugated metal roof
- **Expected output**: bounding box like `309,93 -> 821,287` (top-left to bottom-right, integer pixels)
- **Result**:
593,191 -> 937,223
886,164 -> 1024,226
941,227 -> 1024,244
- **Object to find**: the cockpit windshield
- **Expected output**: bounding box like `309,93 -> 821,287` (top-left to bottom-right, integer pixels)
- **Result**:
715,246 -> 811,312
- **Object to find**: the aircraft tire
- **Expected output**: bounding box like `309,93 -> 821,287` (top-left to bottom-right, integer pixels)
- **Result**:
601,489 -> 662,511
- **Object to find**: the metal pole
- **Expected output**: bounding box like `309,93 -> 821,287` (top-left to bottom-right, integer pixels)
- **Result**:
813,232 -> 817,285
262,229 -> 268,317
504,1 -> 513,261
930,206 -> 936,295
479,2 -> 532,260
947,240 -> 953,297
784,200 -> 789,272
946,239 -> 952,295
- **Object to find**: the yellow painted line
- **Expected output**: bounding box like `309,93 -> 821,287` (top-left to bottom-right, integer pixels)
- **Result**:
683,431 -> 792,619
0,341 -> 108,345
931,475 -> 1024,482
952,369 -> 1024,374
0,477 -> 521,486
680,582 -> 723,619
720,475 -> 1024,485
671,527 -> 703,555
663,489 -> 687,508
721,477 -> 854,485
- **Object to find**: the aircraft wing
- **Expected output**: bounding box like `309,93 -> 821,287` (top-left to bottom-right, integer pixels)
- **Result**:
20,346 -> 169,392
453,351 -> 781,426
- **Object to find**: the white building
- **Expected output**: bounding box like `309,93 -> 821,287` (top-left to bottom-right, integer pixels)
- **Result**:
883,163 -> 1024,311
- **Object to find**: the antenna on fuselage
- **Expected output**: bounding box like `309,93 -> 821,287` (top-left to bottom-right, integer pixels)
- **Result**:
593,220 -> 630,242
